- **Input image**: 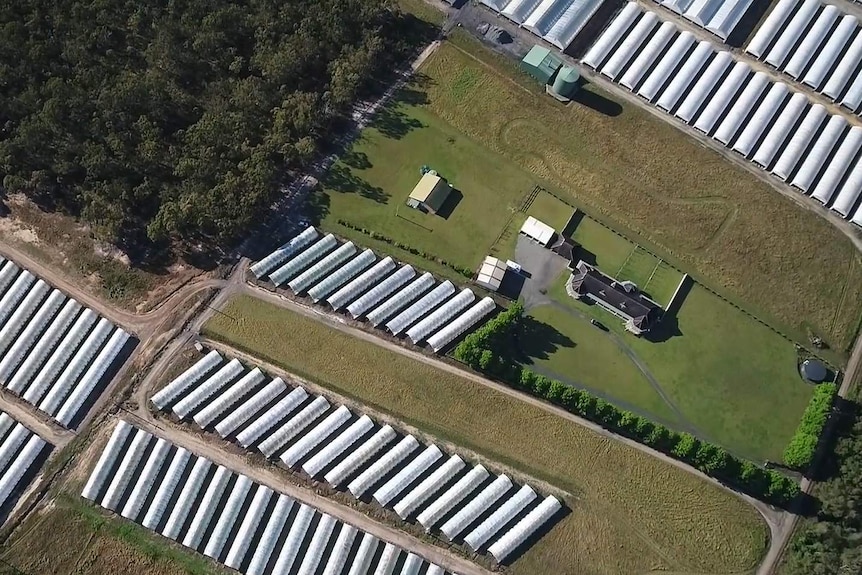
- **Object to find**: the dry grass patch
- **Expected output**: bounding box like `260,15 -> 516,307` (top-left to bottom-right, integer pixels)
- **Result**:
420,36 -> 862,354
203,294 -> 769,575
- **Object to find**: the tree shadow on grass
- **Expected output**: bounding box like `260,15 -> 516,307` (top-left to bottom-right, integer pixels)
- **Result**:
342,150 -> 372,170
515,315 -> 575,364
371,105 -> 425,140
323,164 -> 389,204
305,189 -> 331,227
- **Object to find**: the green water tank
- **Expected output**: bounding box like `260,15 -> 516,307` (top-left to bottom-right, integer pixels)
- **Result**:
552,66 -> 580,99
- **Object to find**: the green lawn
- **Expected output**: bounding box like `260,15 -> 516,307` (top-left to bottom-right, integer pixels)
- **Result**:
525,190 -> 574,231
545,275 -> 814,462
318,101 -> 535,279
525,305 -> 681,427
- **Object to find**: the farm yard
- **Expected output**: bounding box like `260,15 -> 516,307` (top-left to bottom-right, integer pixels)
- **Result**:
202,294 -> 769,575
412,33 -> 862,356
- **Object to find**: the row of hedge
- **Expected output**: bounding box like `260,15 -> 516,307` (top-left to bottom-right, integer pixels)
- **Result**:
783,382 -> 837,469
336,220 -> 473,278
453,303 -> 801,506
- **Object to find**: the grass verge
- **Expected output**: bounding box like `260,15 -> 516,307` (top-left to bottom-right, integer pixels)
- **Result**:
1,495 -> 225,575
202,294 -> 768,575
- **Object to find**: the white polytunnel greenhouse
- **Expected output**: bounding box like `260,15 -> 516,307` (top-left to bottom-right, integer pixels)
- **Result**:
269,233 -> 337,287
245,495 -> 294,575
142,447 -> 192,530
427,297 -> 496,352
280,405 -> 351,467
225,485 -> 272,568
771,104 -> 828,180
751,93 -> 809,167
440,475 -> 512,541
386,280 -> 455,336
288,241 -> 357,295
327,256 -> 395,311
172,358 -> 244,420
258,395 -> 329,457
193,367 -> 266,429
302,415 -> 375,477
215,377 -> 287,438
346,264 -> 415,318
182,465 -> 232,549
487,495 -> 563,562
236,386 -> 308,447
372,444 -> 443,507
323,524 -> 356,575
120,437 -> 170,520
348,435 -> 420,498
393,455 -> 465,520
464,484 -> 538,551
307,248 -> 376,303
366,272 -> 435,327
297,513 -> 336,575
151,350 -> 223,410
325,425 -> 397,487
271,504 -> 314,573
249,225 -> 319,279
0,411 -> 52,512
203,475 -> 253,559
655,41 -> 714,112
417,464 -> 490,531
405,288 -> 475,344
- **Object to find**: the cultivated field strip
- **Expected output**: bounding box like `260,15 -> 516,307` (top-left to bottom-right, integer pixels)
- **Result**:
0,257 -> 135,428
0,410 -> 52,515
653,0 -> 754,40
583,2 -> 862,226
151,350 -> 563,563
251,226 -> 496,354
480,0 -> 607,50
82,421 -> 459,575
746,0 -> 862,114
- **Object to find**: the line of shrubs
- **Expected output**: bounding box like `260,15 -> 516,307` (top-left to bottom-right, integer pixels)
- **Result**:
783,382 -> 837,469
453,302 -> 801,506
336,220 -> 473,278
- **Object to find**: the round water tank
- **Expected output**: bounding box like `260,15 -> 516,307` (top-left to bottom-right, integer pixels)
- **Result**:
552,66 -> 580,99
800,359 -> 828,382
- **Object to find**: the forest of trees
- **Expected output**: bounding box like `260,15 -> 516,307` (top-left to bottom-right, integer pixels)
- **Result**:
783,395 -> 862,574
0,0 -> 431,259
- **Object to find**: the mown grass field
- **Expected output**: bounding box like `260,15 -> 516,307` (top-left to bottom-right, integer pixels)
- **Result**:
1,496 -> 225,575
318,100 -> 535,279
546,275 -> 814,462
418,34 -> 862,355
203,294 -> 769,575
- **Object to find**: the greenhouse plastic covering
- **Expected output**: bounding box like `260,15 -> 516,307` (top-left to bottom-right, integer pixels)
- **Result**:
325,425 -> 397,487
322,524 -> 357,575
307,248 -> 376,302
385,280 -> 456,335
366,272 -> 434,326
406,288 -> 475,344
288,241 -> 356,295
224,485 -> 272,568
427,297 -> 496,352
348,434 -> 419,497
751,93 -> 809,168
302,414 -> 375,477
269,233 -> 337,287
393,454 -> 465,519
258,395 -> 329,457
327,256 -> 395,311
464,484 -> 537,550
296,513 -> 336,575
372,444 -> 443,507
172,358 -> 244,419
487,495 -> 562,562
443,475 -> 516,541
203,474 -> 253,559
120,437 -> 170,520
250,225 -> 319,278
236,385 -> 309,447
151,350 -> 223,410
215,377 -> 287,438
347,264 -> 415,318
582,2 -> 642,69
417,464 -> 490,530
280,405 -> 351,467
193,367 -> 266,428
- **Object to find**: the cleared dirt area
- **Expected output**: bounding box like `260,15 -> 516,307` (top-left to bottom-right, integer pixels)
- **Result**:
0,194 -> 211,313
202,294 -> 769,575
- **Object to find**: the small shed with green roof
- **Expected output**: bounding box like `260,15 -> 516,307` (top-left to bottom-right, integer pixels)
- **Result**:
520,45 -> 563,85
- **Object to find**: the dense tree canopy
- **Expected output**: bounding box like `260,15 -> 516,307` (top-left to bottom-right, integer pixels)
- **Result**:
0,0 -> 425,256
784,397 -> 862,575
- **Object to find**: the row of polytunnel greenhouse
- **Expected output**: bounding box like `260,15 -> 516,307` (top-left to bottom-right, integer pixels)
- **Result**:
150,350 -> 564,563
0,411 -> 51,516
250,226 -> 497,353
0,257 -> 135,428
83,421 -> 460,575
